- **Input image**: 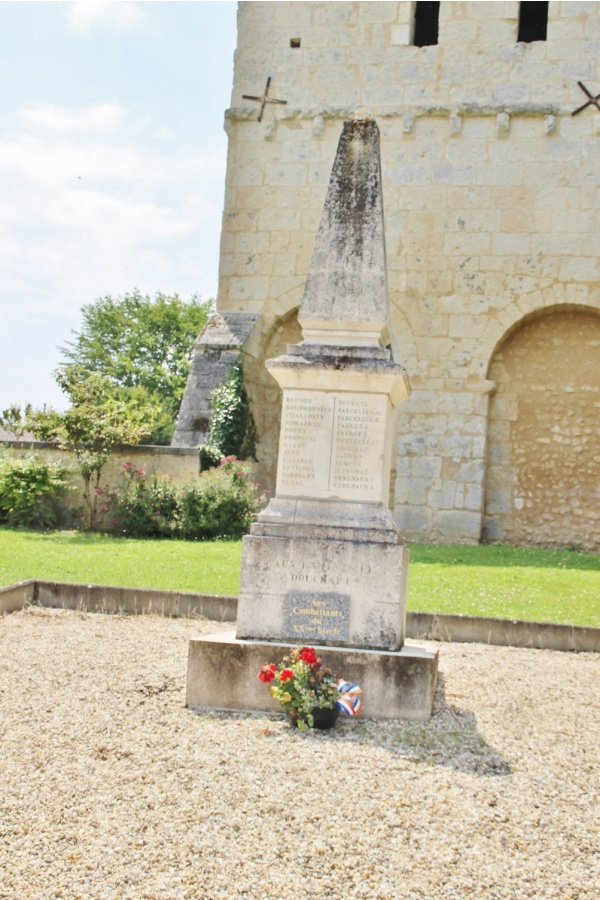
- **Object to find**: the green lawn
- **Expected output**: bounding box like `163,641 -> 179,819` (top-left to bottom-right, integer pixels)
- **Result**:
0,528 -> 243,597
405,543 -> 599,628
1,527 -> 598,627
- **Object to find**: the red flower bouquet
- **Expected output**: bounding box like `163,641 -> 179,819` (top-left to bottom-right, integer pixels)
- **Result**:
257,646 -> 361,730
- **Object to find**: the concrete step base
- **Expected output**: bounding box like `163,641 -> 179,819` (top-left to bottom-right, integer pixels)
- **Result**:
186,631 -> 439,722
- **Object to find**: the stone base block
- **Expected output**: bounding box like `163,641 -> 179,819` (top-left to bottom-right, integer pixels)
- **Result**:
186,632 -> 438,722
237,532 -> 409,651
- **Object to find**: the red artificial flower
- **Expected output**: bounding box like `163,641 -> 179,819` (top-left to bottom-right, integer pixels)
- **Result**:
300,647 -> 318,666
258,663 -> 277,683
279,668 -> 294,683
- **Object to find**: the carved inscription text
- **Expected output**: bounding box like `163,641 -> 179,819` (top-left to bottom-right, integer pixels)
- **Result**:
276,390 -> 388,500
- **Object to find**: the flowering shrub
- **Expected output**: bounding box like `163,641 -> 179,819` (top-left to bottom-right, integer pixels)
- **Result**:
0,453 -> 70,529
176,457 -> 268,540
112,457 -> 268,540
259,646 -> 362,730
113,467 -> 178,537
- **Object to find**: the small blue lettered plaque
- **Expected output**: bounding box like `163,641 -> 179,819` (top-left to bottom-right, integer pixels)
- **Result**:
283,591 -> 350,643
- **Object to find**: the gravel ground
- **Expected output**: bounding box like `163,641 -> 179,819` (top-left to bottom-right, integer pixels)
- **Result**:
0,607 -> 598,900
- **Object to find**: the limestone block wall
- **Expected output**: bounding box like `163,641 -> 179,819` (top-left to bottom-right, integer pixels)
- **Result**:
3,442 -> 200,526
212,1 -> 600,548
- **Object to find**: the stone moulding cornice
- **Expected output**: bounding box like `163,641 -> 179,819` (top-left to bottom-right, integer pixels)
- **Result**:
226,102 -> 566,123
265,353 -> 411,408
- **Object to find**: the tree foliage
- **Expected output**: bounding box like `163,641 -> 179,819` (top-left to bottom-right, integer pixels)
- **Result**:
59,290 -> 212,443
27,366 -> 158,530
0,404 -> 32,440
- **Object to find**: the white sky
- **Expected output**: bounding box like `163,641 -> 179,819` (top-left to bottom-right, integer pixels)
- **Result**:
0,0 -> 238,411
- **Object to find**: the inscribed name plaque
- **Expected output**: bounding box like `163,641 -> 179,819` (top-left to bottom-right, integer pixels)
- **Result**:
276,390 -> 391,502
284,591 -> 350,642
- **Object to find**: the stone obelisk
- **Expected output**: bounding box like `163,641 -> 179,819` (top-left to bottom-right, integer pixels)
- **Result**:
237,117 -> 411,651
186,118 -> 438,720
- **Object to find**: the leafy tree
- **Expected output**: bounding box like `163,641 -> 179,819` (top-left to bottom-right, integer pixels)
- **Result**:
27,366 -> 158,530
0,403 -> 33,440
59,290 -> 213,444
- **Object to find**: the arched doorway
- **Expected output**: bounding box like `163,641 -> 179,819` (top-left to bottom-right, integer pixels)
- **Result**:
483,308 -> 600,551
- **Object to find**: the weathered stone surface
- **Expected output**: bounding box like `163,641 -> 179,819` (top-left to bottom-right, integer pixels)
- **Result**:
186,632 -> 439,721
274,389 -> 393,503
237,533 -> 409,651
194,312 -> 261,351
298,117 -> 390,348
210,3 -> 600,549
232,116 -> 415,661
483,309 -> 600,550
253,496 -> 401,541
172,312 -> 260,448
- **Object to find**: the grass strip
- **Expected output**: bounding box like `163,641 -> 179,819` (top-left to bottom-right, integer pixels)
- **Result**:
407,543 -> 599,628
0,528 -> 243,598
0,528 -> 598,627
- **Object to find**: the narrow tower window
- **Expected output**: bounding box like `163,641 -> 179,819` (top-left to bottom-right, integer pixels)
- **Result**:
517,1 -> 548,43
290,38 -> 301,49
413,1 -> 440,47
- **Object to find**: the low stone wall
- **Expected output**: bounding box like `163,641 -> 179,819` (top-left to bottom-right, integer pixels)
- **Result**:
2,580 -> 597,653
0,580 -> 36,614
407,611 -> 598,654
1,441 -> 200,525
2,441 -> 199,483
0,580 -> 236,622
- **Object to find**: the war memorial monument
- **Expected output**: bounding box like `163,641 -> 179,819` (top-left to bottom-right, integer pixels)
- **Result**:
186,117 -> 438,720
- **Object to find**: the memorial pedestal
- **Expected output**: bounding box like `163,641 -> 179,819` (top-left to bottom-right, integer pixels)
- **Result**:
186,632 -> 438,723
237,531 -> 409,651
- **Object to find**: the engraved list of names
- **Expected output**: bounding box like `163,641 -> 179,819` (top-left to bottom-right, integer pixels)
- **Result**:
277,390 -> 388,501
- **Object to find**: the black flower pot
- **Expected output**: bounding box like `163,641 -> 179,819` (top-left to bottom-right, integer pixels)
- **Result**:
289,706 -> 339,730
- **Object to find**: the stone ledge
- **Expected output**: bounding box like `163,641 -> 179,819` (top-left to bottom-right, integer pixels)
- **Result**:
226,103 -> 566,122
408,611 -> 599,653
186,632 -> 439,722
0,579 -> 36,614
2,582 -> 597,653
0,440 -> 199,457
0,580 -> 236,622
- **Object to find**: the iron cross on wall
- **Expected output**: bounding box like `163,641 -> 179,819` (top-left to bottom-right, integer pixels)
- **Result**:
242,76 -> 287,122
572,81 -> 600,116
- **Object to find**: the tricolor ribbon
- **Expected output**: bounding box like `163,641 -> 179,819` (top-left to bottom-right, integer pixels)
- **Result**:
336,679 -> 362,716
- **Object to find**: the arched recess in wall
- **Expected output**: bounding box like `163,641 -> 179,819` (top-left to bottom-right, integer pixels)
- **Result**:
243,308 -> 303,495
483,306 -> 600,551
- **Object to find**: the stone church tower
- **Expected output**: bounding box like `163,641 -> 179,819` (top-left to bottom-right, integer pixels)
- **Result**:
174,1 -> 600,551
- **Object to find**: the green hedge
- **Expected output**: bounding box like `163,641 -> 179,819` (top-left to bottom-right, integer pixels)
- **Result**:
0,454 -> 69,529
112,457 -> 267,540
